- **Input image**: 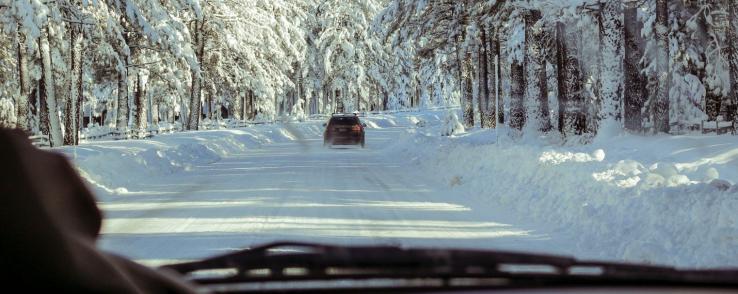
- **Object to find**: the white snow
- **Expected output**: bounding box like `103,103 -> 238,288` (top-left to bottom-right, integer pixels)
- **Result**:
58,110 -> 738,269
393,116 -> 738,268
0,97 -> 16,128
61,122 -> 324,196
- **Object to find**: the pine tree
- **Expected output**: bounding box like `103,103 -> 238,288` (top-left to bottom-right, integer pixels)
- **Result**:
491,28 -> 503,126
727,0 -> 738,121
15,35 -> 30,133
624,1 -> 646,132
40,29 -> 63,147
556,21 -> 585,136
653,0 -> 670,133
509,13 -> 526,131
598,0 -> 624,133
525,9 -> 550,132
64,25 -> 83,145
478,24 -> 491,128
188,19 -> 205,130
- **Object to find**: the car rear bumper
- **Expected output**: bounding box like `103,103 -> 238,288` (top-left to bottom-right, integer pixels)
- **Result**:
325,134 -> 363,145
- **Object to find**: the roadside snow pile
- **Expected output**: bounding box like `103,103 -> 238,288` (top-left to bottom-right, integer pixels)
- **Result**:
441,111 -> 465,136
361,111 -> 445,130
394,127 -> 738,268
59,122 -> 323,195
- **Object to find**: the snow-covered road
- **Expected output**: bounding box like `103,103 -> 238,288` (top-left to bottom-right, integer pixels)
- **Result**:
96,125 -> 569,266
62,111 -> 736,269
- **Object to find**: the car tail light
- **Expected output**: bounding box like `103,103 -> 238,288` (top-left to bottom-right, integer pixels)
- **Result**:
352,125 -> 362,132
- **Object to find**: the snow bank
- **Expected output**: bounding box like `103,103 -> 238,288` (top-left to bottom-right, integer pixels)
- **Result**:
59,122 -> 323,196
0,97 -> 16,128
361,111 -> 445,130
391,121 -> 738,269
58,108 -> 738,269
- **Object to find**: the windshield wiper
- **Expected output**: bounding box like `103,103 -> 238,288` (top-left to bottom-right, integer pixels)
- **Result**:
161,241 -> 738,293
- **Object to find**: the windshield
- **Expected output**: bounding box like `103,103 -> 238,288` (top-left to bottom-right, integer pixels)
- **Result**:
329,116 -> 360,126
1,0 -> 737,278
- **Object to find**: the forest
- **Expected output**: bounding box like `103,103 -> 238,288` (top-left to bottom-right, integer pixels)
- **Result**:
1,0 -> 736,146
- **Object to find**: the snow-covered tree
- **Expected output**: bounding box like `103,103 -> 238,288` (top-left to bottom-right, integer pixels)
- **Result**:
597,0 -> 624,135
304,0 -> 386,114
624,1 -> 647,131
2,0 -> 737,144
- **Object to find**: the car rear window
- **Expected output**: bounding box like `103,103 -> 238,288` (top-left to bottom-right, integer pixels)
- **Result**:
329,117 -> 359,126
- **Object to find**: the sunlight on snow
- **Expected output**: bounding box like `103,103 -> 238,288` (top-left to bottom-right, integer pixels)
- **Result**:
99,199 -> 469,212
102,216 -> 528,239
538,149 -> 605,165
676,147 -> 738,171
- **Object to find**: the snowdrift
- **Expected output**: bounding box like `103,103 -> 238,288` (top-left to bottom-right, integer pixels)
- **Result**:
393,122 -> 738,268
58,109 -> 737,269
59,123 -> 323,197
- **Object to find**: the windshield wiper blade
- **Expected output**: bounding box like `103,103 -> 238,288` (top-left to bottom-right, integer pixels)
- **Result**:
161,241 -> 738,292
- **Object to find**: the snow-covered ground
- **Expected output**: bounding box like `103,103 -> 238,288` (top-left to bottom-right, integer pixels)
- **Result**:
393,115 -> 738,269
58,110 -> 738,269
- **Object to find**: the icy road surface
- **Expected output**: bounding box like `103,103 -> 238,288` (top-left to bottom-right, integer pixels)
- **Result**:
97,125 -> 569,266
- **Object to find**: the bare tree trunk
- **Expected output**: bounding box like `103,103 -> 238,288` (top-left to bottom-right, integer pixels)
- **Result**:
211,89 -> 218,122
215,93 -> 222,123
75,35 -> 83,145
463,52 -> 474,128
555,23 -> 567,135
243,91 -> 249,120
524,10 -> 541,132
510,16 -> 527,132
169,106 -> 175,124
556,22 -> 585,136
530,10 -> 552,132
357,90 -> 361,112
248,90 -> 255,119
241,92 -> 247,120
206,87 -> 217,123
318,85 -> 329,113
64,26 -> 83,145
64,29 -> 76,145
313,89 -> 318,114
653,0 -> 670,133
188,19 -> 205,130
478,25 -> 491,128
30,84 -> 38,131
455,36 -> 467,121
726,0 -> 738,122
232,87 -> 239,121
477,44 -> 483,123
38,66 -> 49,138
334,89 -> 341,113
537,49 -> 551,132
116,64 -> 128,131
16,36 -> 30,132
295,63 -> 306,117
489,39 -> 497,129
491,31 -> 502,126
624,3 -> 646,132
510,60 -> 526,131
40,30 -> 63,147
152,100 -> 160,127
598,0 -> 624,131
134,70 -> 147,133
699,5 -> 722,121
115,13 -> 130,133
382,91 -> 388,111
206,88 -> 213,120
321,86 -> 327,113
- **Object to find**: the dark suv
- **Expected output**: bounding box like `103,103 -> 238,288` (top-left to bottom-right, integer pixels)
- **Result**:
323,114 -> 366,148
